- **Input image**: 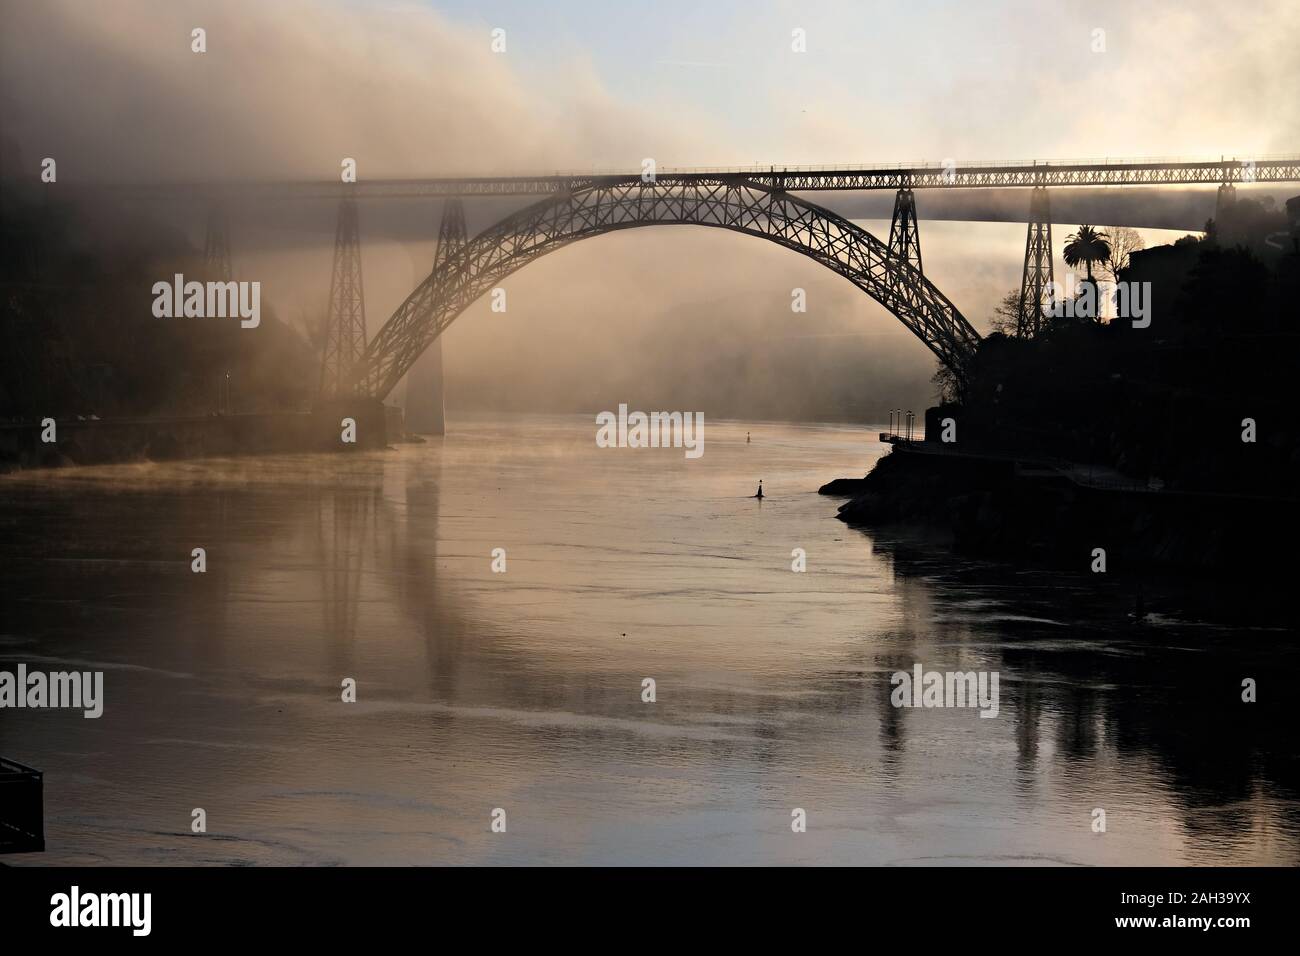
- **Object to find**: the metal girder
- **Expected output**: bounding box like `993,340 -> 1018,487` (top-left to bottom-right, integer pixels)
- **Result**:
347,179 -> 981,400
744,158 -> 1300,192
888,188 -> 922,275
318,196 -> 368,396
431,197 -> 467,286
1017,187 -> 1054,338
112,157 -> 1300,200
1215,183 -> 1237,221
403,198 -> 466,434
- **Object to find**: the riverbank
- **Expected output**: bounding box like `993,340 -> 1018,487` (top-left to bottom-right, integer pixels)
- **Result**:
822,442 -> 1300,579
0,399 -> 397,472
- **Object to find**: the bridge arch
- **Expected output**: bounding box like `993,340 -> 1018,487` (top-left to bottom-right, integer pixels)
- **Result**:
349,177 -> 981,398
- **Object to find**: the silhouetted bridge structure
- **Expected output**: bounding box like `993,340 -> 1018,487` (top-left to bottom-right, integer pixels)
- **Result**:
113,155 -> 1300,425
132,155 -> 1300,199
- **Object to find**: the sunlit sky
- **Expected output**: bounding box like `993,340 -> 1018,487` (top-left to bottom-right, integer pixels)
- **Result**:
1,0 -> 1295,418
3,0 -> 1297,180
414,0 -> 1299,169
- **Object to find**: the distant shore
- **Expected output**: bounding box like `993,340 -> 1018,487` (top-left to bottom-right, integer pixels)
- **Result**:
822,442 -> 1300,580
0,400 -> 395,472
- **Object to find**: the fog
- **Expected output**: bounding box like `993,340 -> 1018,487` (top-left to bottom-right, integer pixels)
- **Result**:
2,0 -> 1295,421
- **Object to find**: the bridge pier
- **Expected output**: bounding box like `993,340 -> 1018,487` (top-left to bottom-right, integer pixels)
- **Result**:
318,195 -> 368,396
1017,186 -> 1054,337
203,203 -> 232,281
403,199 -> 466,435
887,188 -> 923,273
404,335 -> 445,435
311,395 -> 389,449
1215,182 -> 1237,225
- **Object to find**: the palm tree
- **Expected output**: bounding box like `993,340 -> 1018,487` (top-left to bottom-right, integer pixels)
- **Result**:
1062,225 -> 1112,283
1062,225 -> 1112,322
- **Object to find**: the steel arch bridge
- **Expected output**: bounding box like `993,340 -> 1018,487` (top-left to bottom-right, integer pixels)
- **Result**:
345,177 -> 981,400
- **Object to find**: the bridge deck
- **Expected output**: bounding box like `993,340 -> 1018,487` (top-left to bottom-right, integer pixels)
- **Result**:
69,156 -> 1300,199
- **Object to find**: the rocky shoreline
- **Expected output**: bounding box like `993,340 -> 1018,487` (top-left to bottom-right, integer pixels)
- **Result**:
822,446 -> 1298,580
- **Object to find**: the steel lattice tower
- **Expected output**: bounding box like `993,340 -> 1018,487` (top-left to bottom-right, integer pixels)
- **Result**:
1017,187 -> 1054,337
404,199 -> 466,434
435,198 -> 467,268
887,188 -> 923,274
203,204 -> 232,281
319,197 -> 368,395
1214,182 -> 1237,240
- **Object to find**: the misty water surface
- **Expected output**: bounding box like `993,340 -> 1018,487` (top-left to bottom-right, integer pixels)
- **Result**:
1,415 -> 1297,865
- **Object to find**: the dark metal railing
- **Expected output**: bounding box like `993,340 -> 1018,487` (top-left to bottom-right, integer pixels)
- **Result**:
0,757 -> 45,854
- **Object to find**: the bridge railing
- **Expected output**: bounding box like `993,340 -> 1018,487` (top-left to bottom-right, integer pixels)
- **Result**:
636,154 -> 1300,176
321,154 -> 1300,179
52,154 -> 1300,200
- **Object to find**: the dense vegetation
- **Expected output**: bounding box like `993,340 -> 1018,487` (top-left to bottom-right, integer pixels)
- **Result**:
937,197 -> 1300,497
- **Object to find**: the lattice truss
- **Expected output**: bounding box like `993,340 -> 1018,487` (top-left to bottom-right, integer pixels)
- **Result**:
747,159 -> 1300,192
350,178 -> 981,398
319,197 -> 368,395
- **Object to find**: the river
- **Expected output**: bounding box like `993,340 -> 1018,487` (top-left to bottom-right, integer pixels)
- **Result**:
2,414 -> 1296,865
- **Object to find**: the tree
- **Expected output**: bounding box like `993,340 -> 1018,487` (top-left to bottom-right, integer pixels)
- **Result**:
1063,225 -> 1112,322
1063,225 -> 1112,283
989,288 -> 1023,336
1101,226 -> 1144,284
932,360 -> 965,404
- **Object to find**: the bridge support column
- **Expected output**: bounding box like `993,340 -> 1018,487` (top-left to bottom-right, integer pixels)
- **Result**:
404,336 -> 445,436
311,395 -> 388,449
1017,186 -> 1054,337
203,203 -> 232,281
318,196 -> 368,396
403,198 -> 466,435
887,188 -> 922,273
1214,183 -> 1237,240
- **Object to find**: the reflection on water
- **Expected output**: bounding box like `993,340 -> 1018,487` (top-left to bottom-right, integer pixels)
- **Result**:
1,414 -> 1296,865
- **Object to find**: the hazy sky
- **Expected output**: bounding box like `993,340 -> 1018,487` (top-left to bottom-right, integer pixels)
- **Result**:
3,0 -> 1296,180
2,0 -> 1296,419
422,0 -> 1300,166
